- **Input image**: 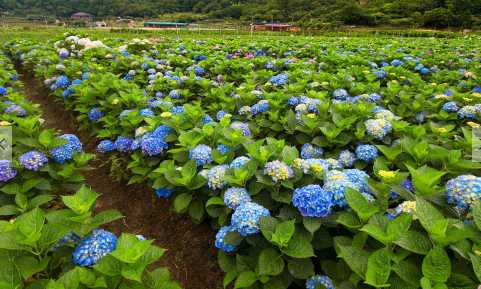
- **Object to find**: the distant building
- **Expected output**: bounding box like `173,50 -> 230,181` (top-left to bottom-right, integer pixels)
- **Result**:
144,22 -> 189,29
71,12 -> 93,23
251,23 -> 299,32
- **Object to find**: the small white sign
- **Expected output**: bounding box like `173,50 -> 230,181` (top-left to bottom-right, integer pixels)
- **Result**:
0,126 -> 12,161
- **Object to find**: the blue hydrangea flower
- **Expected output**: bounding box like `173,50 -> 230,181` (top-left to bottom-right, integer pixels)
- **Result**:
269,73 -> 288,86
55,75 -> 70,88
168,89 -> 181,99
323,170 -> 370,207
217,144 -> 231,154
292,184 -> 333,217
338,150 -> 356,168
230,156 -> 250,169
151,125 -> 174,139
141,137 -> 168,156
288,96 -> 299,106
0,160 -> 17,182
114,136 -> 133,153
52,232 -> 81,250
230,122 -> 251,136
58,49 -> 70,58
194,66 -> 205,75
120,109 -> 133,118
72,79 -> 82,86
171,106 -> 184,114
365,118 -> 392,140
61,87 -> 73,98
202,115 -> 213,124
130,139 -> 141,151
264,160 -> 293,183
88,107 -> 103,122
224,187 -> 251,209
155,188 -> 174,198
216,110 -> 228,121
391,59 -> 403,66
446,175 -> 481,209
374,69 -> 387,79
301,143 -> 323,159
189,144 -> 213,166
473,87 -> 481,93
72,229 -> 117,267
251,100 -> 269,115
333,88 -> 349,100
207,165 -> 228,190
458,106 -> 478,120
306,275 -> 334,289
231,202 -> 270,236
355,144 -> 378,162
97,140 -> 115,153
4,104 -> 26,116
0,86 -> 7,96
442,101 -> 460,113
215,225 -> 240,253
140,108 -> 154,117
50,134 -> 82,164
19,150 -> 48,171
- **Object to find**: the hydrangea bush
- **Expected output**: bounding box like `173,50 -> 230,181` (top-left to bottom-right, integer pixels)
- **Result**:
6,33 -> 481,289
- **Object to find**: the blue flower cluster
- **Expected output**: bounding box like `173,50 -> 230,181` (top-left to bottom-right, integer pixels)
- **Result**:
442,101 -> 460,113
264,160 -> 294,183
55,75 -> 70,88
231,202 -> 270,236
114,136 -> 133,153
323,169 -> 371,207
230,122 -> 251,136
52,232 -> 81,250
292,184 -> 333,217
96,140 -> 115,153
215,225 -> 240,253
251,100 -> 269,115
333,88 -> 349,100
355,144 -> 378,162
155,188 -> 175,198
0,160 -> 17,182
338,150 -> 356,168
88,107 -> 103,122
306,275 -> 334,289
4,104 -> 26,116
224,187 -> 251,209
19,150 -> 48,171
269,73 -> 288,86
207,165 -> 228,190
50,134 -> 82,164
217,144 -> 231,154
0,86 -> 7,95
458,105 -> 479,120
72,229 -> 117,267
141,137 -> 168,156
189,144 -> 213,166
168,89 -> 181,99
230,156 -> 250,169
301,143 -> 323,159
446,175 -> 481,209
365,118 -> 392,140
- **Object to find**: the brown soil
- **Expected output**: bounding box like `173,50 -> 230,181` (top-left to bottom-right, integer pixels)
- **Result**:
16,65 -> 223,289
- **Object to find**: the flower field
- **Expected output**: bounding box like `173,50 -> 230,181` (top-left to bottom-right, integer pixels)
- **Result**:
1,31 -> 481,289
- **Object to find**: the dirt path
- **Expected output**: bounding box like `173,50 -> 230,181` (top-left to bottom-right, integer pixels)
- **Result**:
16,65 -> 223,289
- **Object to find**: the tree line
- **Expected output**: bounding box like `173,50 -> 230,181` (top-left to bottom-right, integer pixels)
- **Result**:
1,0 -> 480,28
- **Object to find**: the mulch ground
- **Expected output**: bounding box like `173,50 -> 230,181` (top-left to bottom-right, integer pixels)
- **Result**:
16,65 -> 223,289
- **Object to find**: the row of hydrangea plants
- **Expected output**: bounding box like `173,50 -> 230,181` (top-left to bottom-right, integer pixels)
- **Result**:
5,33 -> 481,289
0,51 -> 181,289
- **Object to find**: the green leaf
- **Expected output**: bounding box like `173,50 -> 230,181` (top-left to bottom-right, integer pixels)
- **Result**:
415,197 -> 445,236
271,219 -> 295,247
259,217 -> 279,241
16,208 -> 45,243
147,267 -> 182,289
235,271 -> 257,289
365,248 -> 391,287
392,260 -> 422,287
93,255 -> 122,276
15,256 -> 50,279
469,253 -> 481,282
110,233 -> 153,264
422,247 -> 451,283
345,188 -> 379,221
335,237 -> 369,278
407,165 -> 446,196
90,210 -> 123,227
303,217 -> 322,234
336,211 -> 362,229
282,230 -> 315,258
173,193 -> 192,213
394,230 -> 432,255
471,202 -> 481,231
387,214 -> 412,241
61,186 -> 99,215
257,248 -> 284,276
287,258 -> 314,279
